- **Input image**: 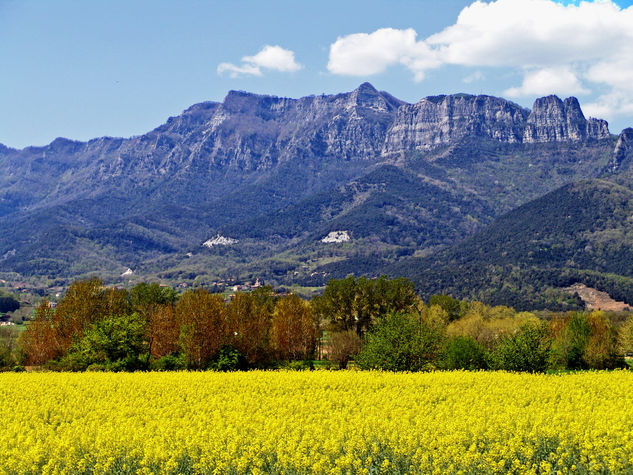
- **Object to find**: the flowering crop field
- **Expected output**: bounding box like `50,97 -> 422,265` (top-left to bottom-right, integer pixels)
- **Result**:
1,371 -> 633,474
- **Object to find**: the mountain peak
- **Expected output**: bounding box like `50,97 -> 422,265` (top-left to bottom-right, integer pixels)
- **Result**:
355,82 -> 378,93
533,94 -> 563,106
524,94 -> 609,143
345,81 -> 403,114
563,96 -> 582,111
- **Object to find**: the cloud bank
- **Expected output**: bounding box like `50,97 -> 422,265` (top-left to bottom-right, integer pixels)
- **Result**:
327,28 -> 439,81
327,0 -> 633,119
218,45 -> 302,78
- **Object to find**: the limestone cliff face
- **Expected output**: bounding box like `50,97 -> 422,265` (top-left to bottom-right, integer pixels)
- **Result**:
612,128 -> 633,171
382,94 -> 529,154
523,96 -> 610,143
194,82 -> 403,170
586,118 -> 610,140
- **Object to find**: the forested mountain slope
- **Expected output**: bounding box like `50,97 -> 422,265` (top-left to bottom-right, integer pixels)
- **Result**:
387,177 -> 633,310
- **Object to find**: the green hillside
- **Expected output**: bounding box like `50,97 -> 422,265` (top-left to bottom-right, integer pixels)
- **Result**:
387,179 -> 633,310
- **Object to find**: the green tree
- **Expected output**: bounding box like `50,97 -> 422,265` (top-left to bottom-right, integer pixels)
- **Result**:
313,276 -> 419,335
0,327 -> 20,369
491,322 -> 551,373
550,311 -> 624,370
130,282 -> 177,316
0,294 -> 20,313
312,276 -> 357,333
356,313 -> 445,371
61,313 -> 148,371
619,315 -> 633,356
429,295 -> 464,321
583,311 -> 624,369
441,336 -> 489,370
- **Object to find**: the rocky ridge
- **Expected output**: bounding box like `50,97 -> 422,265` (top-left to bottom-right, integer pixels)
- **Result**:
0,83 -> 626,285
0,83 -> 614,216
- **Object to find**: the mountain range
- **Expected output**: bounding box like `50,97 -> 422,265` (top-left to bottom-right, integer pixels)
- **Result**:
2,83 -> 632,309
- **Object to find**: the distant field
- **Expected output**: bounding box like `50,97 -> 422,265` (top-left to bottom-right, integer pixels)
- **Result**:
1,371 -> 632,474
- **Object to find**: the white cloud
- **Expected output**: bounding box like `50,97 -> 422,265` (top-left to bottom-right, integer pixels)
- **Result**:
586,57 -> 633,93
427,0 -> 631,67
243,46 -> 302,73
217,62 -> 262,78
462,71 -> 485,84
504,67 -> 589,97
327,28 -> 439,81
584,91 -> 633,120
326,0 -> 633,120
218,45 -> 302,78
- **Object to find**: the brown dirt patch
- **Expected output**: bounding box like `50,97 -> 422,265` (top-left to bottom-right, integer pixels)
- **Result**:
563,283 -> 631,312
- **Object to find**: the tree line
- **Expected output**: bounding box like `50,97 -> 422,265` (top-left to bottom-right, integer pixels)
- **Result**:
1,275 -> 633,372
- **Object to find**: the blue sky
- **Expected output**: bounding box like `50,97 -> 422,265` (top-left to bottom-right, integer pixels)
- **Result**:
1,0 -> 633,148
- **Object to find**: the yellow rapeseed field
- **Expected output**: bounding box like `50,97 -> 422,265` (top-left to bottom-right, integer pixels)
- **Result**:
1,371 -> 632,474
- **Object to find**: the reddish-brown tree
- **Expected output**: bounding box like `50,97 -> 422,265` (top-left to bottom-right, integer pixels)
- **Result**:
226,290 -> 275,365
19,300 -> 60,365
53,278 -> 131,352
270,294 -> 317,361
175,289 -> 226,368
147,304 -> 179,359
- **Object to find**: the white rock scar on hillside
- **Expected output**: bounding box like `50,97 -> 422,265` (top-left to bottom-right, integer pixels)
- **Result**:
203,234 -> 239,248
321,231 -> 351,243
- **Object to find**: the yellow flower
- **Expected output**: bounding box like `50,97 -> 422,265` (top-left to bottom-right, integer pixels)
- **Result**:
0,370 -> 632,474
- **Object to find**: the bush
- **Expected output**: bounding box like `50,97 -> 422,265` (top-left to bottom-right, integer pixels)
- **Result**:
151,354 -> 186,371
210,345 -> 247,371
86,364 -> 108,372
441,336 -> 489,370
356,313 -> 444,372
49,352 -> 89,372
0,346 -> 13,370
277,360 -> 315,371
491,322 -> 551,373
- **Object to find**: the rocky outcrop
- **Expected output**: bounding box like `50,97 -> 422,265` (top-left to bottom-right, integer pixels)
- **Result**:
612,128 -> 633,171
586,118 -> 610,140
523,96 -> 610,143
383,94 -> 529,154
183,82 -> 404,172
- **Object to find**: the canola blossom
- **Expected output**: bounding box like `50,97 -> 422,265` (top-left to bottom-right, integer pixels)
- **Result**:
1,371 -> 633,474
